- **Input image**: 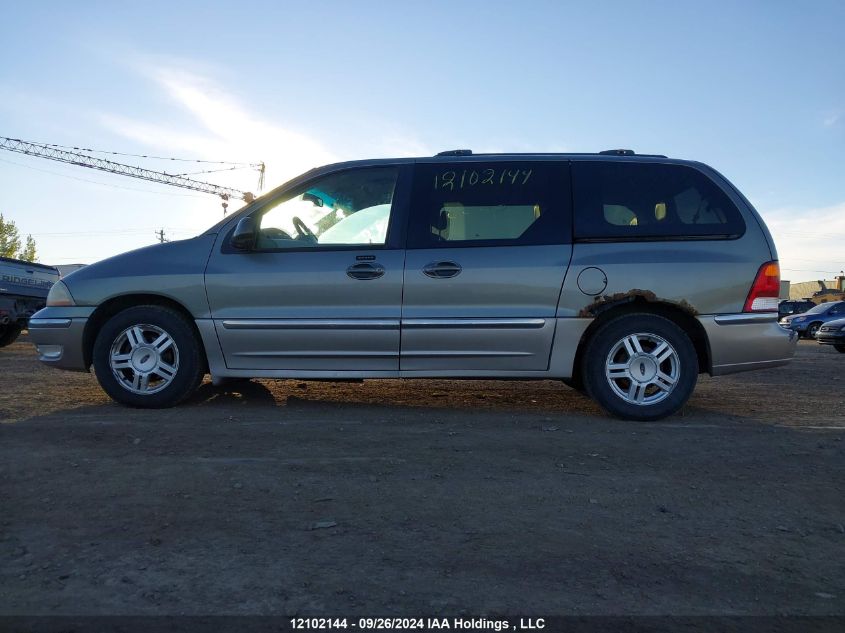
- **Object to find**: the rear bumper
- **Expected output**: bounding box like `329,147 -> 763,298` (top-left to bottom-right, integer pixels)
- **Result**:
700,314 -> 798,376
27,307 -> 94,372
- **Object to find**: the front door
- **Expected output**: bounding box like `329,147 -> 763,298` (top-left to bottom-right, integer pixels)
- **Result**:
401,160 -> 573,373
205,165 -> 409,372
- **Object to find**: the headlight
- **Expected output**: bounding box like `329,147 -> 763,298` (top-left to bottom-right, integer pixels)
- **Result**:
46,281 -> 76,307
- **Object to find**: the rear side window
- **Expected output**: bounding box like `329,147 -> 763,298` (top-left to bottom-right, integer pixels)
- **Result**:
407,162 -> 571,248
573,162 -> 745,240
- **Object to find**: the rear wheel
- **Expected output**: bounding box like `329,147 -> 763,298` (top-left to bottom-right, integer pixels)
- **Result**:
835,344 -> 845,353
0,323 -> 23,348
583,313 -> 698,421
92,305 -> 205,408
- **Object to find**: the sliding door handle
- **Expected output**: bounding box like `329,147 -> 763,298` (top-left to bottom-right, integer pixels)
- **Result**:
422,261 -> 462,279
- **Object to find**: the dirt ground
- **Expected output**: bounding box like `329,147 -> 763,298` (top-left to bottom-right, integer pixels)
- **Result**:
0,334 -> 843,616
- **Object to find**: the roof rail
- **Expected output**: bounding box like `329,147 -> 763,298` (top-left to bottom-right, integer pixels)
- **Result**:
599,149 -> 635,156
436,149 -> 473,156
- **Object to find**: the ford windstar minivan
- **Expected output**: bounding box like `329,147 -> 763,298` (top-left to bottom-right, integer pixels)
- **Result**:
29,150 -> 797,420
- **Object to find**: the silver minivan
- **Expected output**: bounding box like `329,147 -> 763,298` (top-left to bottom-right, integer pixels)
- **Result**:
29,150 -> 797,420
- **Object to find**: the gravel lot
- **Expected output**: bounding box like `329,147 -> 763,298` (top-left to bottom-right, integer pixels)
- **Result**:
1,334 -> 843,616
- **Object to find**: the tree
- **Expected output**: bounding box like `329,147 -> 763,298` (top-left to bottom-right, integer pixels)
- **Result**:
0,214 -> 38,262
20,235 -> 38,262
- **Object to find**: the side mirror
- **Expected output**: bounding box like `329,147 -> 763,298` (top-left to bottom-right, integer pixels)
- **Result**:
230,216 -> 257,250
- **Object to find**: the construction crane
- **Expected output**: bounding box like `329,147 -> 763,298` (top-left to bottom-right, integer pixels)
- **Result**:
0,135 -> 265,214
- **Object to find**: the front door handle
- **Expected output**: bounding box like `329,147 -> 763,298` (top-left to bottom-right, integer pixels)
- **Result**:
422,261 -> 462,279
346,262 -> 385,280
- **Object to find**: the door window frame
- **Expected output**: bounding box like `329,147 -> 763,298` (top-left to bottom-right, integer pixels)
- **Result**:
405,160 -> 573,250
571,160 -> 747,243
220,164 -> 413,254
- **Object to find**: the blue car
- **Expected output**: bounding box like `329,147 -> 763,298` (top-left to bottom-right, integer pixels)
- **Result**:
779,301 -> 845,338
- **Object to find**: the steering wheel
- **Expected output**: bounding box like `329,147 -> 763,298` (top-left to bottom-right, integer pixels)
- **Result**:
260,227 -> 292,240
292,216 -> 317,242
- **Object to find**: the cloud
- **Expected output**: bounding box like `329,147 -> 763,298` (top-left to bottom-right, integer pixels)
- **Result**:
372,134 -> 434,158
94,59 -> 436,235
758,202 -> 845,280
100,62 -> 434,189
100,65 -> 336,194
823,111 -> 841,127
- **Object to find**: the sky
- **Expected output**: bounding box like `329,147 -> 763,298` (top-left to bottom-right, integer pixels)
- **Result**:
0,0 -> 843,283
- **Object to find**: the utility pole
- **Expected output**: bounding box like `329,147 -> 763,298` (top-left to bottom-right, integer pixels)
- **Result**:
156,229 -> 168,243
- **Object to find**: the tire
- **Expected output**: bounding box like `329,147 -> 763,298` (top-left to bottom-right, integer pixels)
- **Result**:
807,322 -> 822,338
0,324 -> 23,348
835,344 -> 845,353
583,313 -> 698,421
562,374 -> 586,394
92,305 -> 205,408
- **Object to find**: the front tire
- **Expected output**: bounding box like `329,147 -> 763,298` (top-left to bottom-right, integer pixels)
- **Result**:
807,322 -> 822,338
583,313 -> 698,421
0,323 -> 23,348
92,305 -> 205,408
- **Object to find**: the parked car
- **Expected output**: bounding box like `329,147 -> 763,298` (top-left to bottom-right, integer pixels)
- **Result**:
779,301 -> 845,338
28,149 -> 797,421
778,299 -> 815,320
815,317 -> 845,352
0,256 -> 59,347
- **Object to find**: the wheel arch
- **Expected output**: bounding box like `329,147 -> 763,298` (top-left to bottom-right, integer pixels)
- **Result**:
83,294 -> 207,370
571,299 -> 711,380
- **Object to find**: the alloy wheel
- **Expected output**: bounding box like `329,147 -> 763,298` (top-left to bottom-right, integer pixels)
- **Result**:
604,332 -> 680,405
109,324 -> 180,395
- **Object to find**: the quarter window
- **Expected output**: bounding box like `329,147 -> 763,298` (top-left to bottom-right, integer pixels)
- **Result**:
573,162 -> 745,240
408,162 -> 570,248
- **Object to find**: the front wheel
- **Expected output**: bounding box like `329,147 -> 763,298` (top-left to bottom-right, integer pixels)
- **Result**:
807,322 -> 822,338
0,323 -> 23,348
92,305 -> 205,408
583,313 -> 698,421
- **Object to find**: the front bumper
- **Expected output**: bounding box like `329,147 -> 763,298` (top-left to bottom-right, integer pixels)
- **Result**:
816,327 -> 845,346
780,320 -> 808,333
701,314 -> 798,375
27,307 -> 95,371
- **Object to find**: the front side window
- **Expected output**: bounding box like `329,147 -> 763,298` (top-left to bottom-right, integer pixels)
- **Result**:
573,162 -> 745,240
407,162 -> 570,248
256,167 -> 398,249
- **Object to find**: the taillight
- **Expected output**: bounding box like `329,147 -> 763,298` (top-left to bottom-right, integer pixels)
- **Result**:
743,261 -> 780,312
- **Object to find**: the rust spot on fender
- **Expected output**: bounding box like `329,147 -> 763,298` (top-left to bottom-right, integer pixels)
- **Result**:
578,289 -> 698,318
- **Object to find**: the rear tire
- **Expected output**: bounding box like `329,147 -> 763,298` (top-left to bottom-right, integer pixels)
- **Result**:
835,344 -> 845,353
0,324 -> 23,348
92,305 -> 205,408
583,313 -> 698,421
